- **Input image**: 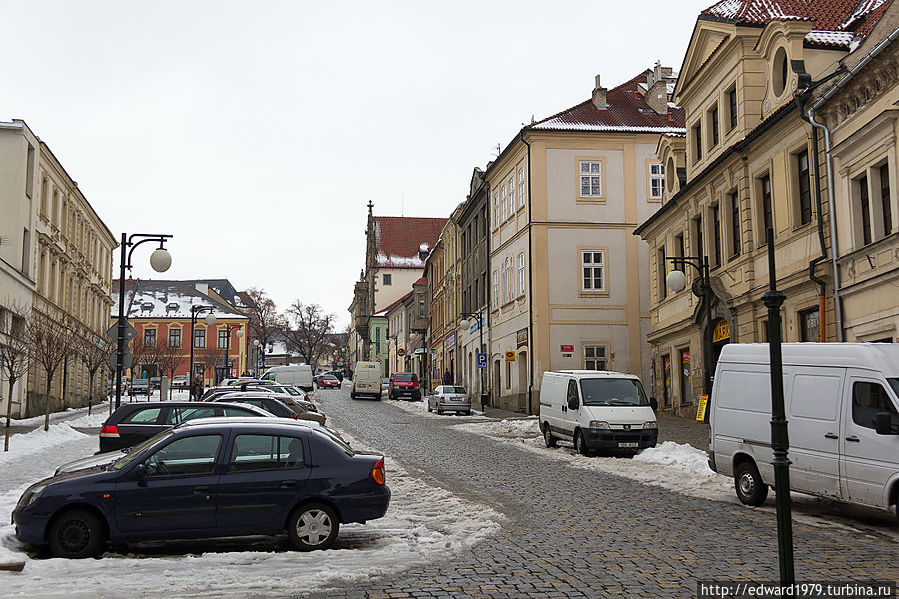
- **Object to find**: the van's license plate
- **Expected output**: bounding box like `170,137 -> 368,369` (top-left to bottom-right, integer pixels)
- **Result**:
618,442 -> 639,448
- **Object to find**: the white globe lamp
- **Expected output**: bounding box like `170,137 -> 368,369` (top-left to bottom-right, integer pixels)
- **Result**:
666,269 -> 687,293
149,247 -> 172,272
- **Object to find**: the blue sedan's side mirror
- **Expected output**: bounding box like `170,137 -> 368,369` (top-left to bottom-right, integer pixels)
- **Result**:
135,463 -> 148,478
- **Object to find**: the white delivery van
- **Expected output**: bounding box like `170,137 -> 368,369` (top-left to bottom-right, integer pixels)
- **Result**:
709,343 -> 899,517
539,370 -> 658,455
261,364 -> 313,391
352,361 -> 381,399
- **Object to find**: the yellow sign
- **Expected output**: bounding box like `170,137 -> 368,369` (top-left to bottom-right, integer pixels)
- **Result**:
712,319 -> 730,343
696,395 -> 708,421
504,351 -> 516,362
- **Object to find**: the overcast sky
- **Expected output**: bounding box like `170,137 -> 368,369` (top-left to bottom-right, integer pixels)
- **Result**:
1,0 -> 713,328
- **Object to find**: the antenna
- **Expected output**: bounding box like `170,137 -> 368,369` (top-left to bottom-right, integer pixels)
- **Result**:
493,143 -> 501,157
401,194 -> 404,216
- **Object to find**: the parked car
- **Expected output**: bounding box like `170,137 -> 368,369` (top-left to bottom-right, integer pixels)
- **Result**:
389,372 -> 421,401
709,343 -> 899,517
149,376 -> 161,389
207,393 -> 326,426
381,378 -> 390,396
427,385 -> 472,415
261,365 -> 313,391
131,379 -> 149,393
98,401 -> 273,453
320,375 -> 341,389
14,418 -> 390,557
247,383 -> 308,398
539,370 -> 658,455
326,370 -> 344,382
351,362 -> 382,399
312,373 -> 326,387
171,375 -> 190,390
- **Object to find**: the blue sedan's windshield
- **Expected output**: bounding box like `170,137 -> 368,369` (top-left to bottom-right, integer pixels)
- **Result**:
579,378 -> 649,407
110,429 -> 173,470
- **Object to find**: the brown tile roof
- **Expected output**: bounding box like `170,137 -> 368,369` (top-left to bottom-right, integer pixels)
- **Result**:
530,70 -> 686,133
701,0 -> 892,47
373,216 -> 446,269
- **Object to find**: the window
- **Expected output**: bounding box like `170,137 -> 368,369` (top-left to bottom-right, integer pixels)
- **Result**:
506,257 -> 514,302
650,163 -> 664,199
500,260 -> 507,303
418,294 -> 425,318
773,47 -> 788,97
493,192 -> 499,228
145,435 -> 222,477
880,163 -> 892,237
194,329 -> 206,348
229,435 -> 304,472
169,328 -> 181,348
518,166 -> 526,207
581,250 -> 605,291
517,253 -> 525,296
492,271 -> 498,307
693,122 -> 702,162
508,176 -> 515,213
144,329 -> 156,347
167,406 -> 216,424
798,307 -> 820,342
711,204 -> 721,267
657,248 -> 667,299
858,174 -> 872,245
729,191 -> 741,258
851,382 -> 899,430
21,228 -> 30,275
383,274 -> 392,286
693,215 -> 704,259
797,150 -> 812,225
579,161 -> 602,196
760,174 -> 773,244
218,329 -> 229,349
501,185 -> 508,221
709,105 -> 719,147
505,361 -> 511,389
122,407 -> 163,424
584,345 -> 607,370
727,86 -> 738,130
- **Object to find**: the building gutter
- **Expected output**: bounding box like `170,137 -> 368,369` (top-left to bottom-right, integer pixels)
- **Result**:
521,131 -> 535,415
805,25 -> 899,342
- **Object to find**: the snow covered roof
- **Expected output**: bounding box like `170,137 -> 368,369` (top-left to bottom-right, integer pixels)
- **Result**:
372,216 -> 446,269
530,70 -> 686,134
701,0 -> 891,48
180,278 -> 248,308
112,279 -> 246,320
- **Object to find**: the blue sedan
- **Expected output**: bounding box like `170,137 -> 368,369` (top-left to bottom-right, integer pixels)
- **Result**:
13,418 -> 390,558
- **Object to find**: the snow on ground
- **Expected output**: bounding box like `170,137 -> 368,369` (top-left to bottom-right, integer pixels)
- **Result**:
0,419 -> 503,598
454,418 -> 899,540
384,397 -> 481,419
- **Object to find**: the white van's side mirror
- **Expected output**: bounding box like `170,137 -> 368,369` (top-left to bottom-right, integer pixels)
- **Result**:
567,396 -> 578,411
649,397 -> 658,411
874,412 -> 896,435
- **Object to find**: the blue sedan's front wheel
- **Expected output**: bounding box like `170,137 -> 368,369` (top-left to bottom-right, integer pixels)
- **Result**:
288,503 -> 339,551
48,509 -> 106,558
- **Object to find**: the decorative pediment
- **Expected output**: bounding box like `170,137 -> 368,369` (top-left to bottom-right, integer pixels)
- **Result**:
675,21 -> 733,100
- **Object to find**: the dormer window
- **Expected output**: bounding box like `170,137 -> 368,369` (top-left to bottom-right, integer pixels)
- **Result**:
166,302 -> 178,313
773,47 -> 789,97
140,302 -> 153,312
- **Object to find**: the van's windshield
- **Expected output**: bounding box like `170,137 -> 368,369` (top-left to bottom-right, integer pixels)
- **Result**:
579,378 -> 649,407
889,378 -> 899,398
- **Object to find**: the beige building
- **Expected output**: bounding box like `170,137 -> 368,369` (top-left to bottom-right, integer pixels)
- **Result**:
425,205 -> 463,386
487,65 -> 685,413
0,119 -> 116,417
634,0 -> 892,416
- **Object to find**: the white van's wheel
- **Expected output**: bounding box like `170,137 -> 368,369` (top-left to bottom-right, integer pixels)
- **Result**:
542,423 -> 556,448
574,430 -> 589,456
734,462 -> 768,506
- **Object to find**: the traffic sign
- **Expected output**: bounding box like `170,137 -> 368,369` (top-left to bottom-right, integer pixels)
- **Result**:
110,349 -> 133,370
477,353 -> 487,368
107,318 -> 137,344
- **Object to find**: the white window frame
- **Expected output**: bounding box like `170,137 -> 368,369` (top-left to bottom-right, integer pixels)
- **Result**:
584,344 -> 608,370
501,185 -> 508,222
581,250 -> 606,291
518,167 -> 526,207
650,163 -> 664,199
517,253 -> 525,296
383,273 -> 392,286
580,161 -> 603,197
493,192 -> 499,228
508,176 -> 515,215
492,270 -> 499,308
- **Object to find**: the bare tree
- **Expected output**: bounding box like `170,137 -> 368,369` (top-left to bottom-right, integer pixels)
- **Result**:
196,345 -> 222,387
284,302 -> 335,371
78,333 -> 110,417
1,301 -> 32,451
30,311 -> 76,431
158,339 -> 186,400
245,288 -> 283,346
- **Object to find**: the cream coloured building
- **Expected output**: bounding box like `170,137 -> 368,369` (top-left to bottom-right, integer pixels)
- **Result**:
487,65 -> 685,413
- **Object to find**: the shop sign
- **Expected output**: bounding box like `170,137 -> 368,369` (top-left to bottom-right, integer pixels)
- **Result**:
516,328 -> 528,348
445,333 -> 456,350
712,319 -> 730,343
397,348 -> 406,357
504,351 -> 516,362
560,344 -> 574,352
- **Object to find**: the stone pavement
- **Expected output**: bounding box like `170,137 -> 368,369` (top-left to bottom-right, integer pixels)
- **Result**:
311,388 -> 898,599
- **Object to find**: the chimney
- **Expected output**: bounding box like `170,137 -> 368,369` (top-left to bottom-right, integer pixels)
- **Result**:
592,75 -> 607,110
645,61 -> 670,115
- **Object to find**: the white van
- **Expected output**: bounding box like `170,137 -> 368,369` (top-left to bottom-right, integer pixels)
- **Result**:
539,370 -> 658,455
352,361 -> 381,399
261,364 -> 313,391
709,343 -> 899,517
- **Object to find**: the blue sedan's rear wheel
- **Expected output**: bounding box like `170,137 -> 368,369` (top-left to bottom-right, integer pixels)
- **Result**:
48,509 -> 106,558
288,502 -> 339,551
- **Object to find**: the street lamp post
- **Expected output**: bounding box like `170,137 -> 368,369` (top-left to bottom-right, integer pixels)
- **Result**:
458,312 -> 487,409
221,324 -> 244,382
115,233 -> 172,409
189,306 -> 216,393
253,339 -> 266,377
666,256 -> 714,401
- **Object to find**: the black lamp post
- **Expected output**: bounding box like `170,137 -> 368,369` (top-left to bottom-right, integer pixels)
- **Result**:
221,323 -> 243,383
253,339 -> 265,377
458,311 -> 487,409
114,233 -> 172,409
189,305 -> 216,391
666,255 -> 714,400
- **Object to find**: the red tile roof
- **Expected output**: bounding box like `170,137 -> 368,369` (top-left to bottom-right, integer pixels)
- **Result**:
701,0 -> 892,47
373,216 -> 446,269
530,70 -> 686,133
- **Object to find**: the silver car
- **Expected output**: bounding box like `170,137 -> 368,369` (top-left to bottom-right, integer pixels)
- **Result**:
427,385 -> 472,415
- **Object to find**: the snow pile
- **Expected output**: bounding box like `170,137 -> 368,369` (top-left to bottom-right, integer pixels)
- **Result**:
633,441 -> 720,479
0,424 -> 88,467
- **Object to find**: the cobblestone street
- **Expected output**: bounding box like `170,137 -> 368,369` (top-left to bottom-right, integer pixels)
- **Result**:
313,387 -> 897,599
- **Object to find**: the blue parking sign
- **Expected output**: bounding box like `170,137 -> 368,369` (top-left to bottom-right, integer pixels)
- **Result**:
477,353 -> 487,368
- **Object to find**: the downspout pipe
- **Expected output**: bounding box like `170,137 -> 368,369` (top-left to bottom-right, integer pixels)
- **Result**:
521,132 -> 535,415
806,25 -> 899,342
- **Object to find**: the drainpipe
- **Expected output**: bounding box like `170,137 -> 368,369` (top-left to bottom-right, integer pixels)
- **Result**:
806,26 -> 899,342
521,132 -> 535,415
